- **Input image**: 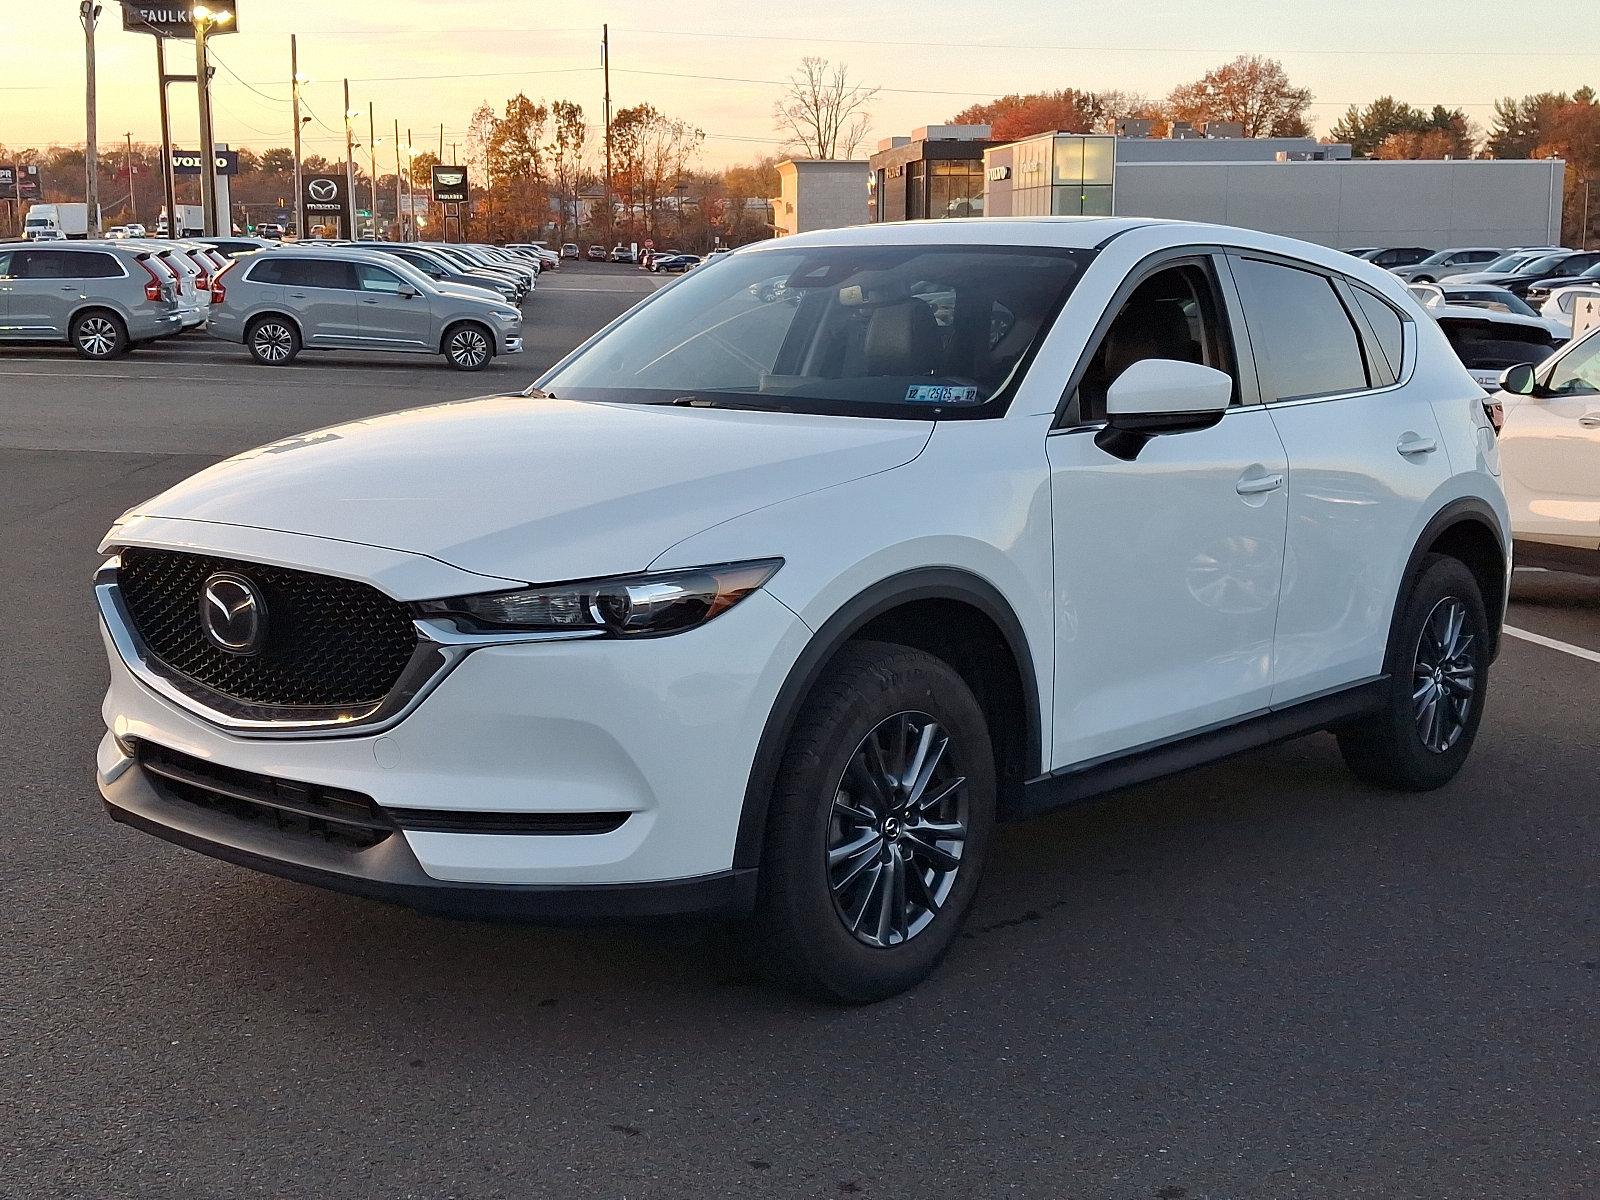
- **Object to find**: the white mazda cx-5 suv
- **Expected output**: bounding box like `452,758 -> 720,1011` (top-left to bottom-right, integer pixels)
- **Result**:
95,219 -> 1510,1001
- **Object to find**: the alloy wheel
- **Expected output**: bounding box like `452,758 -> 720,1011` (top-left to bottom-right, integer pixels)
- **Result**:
449,329 -> 489,368
78,316 -> 119,357
253,324 -> 292,363
827,711 -> 969,948
1412,596 -> 1477,753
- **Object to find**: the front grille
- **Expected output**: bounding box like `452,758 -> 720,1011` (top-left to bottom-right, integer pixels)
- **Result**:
118,547 -> 418,711
138,742 -> 396,849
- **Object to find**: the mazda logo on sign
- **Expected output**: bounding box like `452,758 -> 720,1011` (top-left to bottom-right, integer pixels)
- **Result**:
308,179 -> 337,202
198,572 -> 267,657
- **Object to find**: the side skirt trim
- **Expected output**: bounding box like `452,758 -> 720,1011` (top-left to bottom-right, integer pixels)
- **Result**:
1010,677 -> 1386,819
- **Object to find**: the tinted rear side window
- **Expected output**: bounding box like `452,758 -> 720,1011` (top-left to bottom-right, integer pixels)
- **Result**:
12,250 -> 79,279
249,258 -> 355,289
1351,287 -> 1405,383
1230,257 -> 1370,401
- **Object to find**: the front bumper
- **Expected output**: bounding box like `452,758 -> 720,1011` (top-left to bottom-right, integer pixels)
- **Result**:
96,537 -> 809,893
100,750 -> 756,921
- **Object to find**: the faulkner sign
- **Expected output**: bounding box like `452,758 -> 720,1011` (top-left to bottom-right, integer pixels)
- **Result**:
431,166 -> 471,204
302,174 -> 352,238
121,1 -> 239,37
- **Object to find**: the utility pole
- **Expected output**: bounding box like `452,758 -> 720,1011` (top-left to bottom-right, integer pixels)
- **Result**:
80,2 -> 102,236
291,35 -> 305,238
368,101 -> 379,240
602,23 -> 613,242
193,8 -> 226,237
343,78 -> 358,238
408,127 -> 416,237
393,119 -> 405,240
124,132 -> 137,226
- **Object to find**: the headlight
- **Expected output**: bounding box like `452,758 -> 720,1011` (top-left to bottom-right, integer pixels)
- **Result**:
493,309 -> 520,321
417,559 -> 782,637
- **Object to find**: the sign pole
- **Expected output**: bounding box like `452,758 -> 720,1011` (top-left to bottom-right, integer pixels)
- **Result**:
194,14 -> 219,237
156,39 -> 177,237
81,2 -> 101,236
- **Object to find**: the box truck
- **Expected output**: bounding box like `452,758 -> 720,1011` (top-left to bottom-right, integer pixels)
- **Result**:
23,203 -> 93,239
155,205 -> 204,237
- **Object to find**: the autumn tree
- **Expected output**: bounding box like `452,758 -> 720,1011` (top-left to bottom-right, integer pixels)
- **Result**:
1167,56 -> 1313,138
949,90 -> 1099,140
721,156 -> 781,244
1331,97 -> 1476,158
774,57 -> 879,158
546,99 -> 587,240
1486,92 -> 1570,159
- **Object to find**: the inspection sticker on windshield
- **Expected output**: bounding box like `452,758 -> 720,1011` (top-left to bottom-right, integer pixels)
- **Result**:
904,384 -> 981,405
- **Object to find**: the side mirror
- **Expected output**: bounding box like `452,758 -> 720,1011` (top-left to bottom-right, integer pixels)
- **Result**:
1498,362 -> 1538,396
1097,358 -> 1232,461
398,286 -> 419,299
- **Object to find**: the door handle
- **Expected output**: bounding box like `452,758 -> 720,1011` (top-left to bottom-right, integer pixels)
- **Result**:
289,292 -> 308,299
1236,472 -> 1285,496
1579,413 -> 1600,429
361,298 -> 380,305
1396,434 -> 1438,456
60,285 -> 78,291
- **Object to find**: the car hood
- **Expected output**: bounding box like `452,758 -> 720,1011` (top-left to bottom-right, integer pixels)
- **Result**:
125,396 -> 933,586
432,284 -> 510,306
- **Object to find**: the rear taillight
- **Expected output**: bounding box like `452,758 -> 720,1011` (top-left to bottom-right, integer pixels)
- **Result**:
211,260 -> 235,304
138,259 -> 164,302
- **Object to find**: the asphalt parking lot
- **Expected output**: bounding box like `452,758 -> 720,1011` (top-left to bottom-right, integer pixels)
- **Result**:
3,259 -> 1597,1199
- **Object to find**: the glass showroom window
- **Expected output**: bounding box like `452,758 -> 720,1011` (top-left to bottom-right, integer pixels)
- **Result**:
930,161 -> 985,218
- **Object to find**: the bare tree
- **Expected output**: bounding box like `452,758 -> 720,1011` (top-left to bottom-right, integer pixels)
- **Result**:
774,57 -> 879,159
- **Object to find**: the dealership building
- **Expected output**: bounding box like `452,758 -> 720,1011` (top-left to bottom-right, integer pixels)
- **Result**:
770,125 -> 1566,249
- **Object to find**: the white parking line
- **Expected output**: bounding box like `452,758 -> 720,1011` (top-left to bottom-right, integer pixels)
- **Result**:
1503,625 -> 1600,665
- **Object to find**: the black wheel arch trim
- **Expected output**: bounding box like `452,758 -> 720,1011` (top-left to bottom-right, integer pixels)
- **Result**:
733,567 -> 1041,871
1393,496 -> 1508,663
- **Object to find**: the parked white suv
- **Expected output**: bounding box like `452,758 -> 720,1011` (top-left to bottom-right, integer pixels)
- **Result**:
94,219 -> 1509,1000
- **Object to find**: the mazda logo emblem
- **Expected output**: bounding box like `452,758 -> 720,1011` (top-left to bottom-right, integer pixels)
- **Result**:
199,572 -> 267,656
307,179 -> 337,202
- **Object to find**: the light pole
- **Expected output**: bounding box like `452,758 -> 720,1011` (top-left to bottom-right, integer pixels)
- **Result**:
343,80 -> 360,238
290,37 -> 307,238
191,4 -> 232,237
80,2 -> 102,237
368,101 -> 380,239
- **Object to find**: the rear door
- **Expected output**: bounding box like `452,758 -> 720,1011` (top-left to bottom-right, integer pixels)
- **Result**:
279,258 -> 364,346
352,261 -> 433,349
7,248 -> 79,336
1227,252 -> 1454,704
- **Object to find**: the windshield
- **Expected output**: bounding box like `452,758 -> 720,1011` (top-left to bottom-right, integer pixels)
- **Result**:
1519,254 -> 1570,275
1447,289 -> 1537,317
539,244 -> 1093,418
1482,253 -> 1534,273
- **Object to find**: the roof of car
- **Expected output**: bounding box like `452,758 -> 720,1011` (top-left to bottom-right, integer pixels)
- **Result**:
1428,304 -> 1552,331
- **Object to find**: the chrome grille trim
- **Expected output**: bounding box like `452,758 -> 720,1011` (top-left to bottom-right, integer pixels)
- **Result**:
96,554 -> 602,739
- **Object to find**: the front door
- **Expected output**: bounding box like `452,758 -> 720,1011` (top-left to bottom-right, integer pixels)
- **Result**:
1047,255 -> 1289,768
352,262 -> 434,349
1501,331 -> 1600,548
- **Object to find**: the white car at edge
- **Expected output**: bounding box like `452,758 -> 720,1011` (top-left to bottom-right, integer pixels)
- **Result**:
94,218 -> 1510,1001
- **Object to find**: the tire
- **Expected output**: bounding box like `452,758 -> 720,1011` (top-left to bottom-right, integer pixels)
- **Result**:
1413,275 -> 1435,284
1337,554 -> 1490,791
71,310 -> 128,360
247,317 -> 300,366
745,641 -> 997,1003
443,322 -> 493,371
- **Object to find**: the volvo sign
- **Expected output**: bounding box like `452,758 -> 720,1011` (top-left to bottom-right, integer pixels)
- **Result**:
172,149 -> 239,176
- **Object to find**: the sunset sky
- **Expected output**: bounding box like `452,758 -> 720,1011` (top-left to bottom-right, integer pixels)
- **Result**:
4,0 -> 1597,168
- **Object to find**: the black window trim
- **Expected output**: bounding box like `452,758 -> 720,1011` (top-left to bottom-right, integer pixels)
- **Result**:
10,246 -> 129,281
1052,244 -> 1262,429
1222,249 -> 1414,408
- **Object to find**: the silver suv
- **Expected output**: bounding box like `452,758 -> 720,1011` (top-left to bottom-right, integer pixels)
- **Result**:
0,242 -> 183,358
207,247 -> 524,371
